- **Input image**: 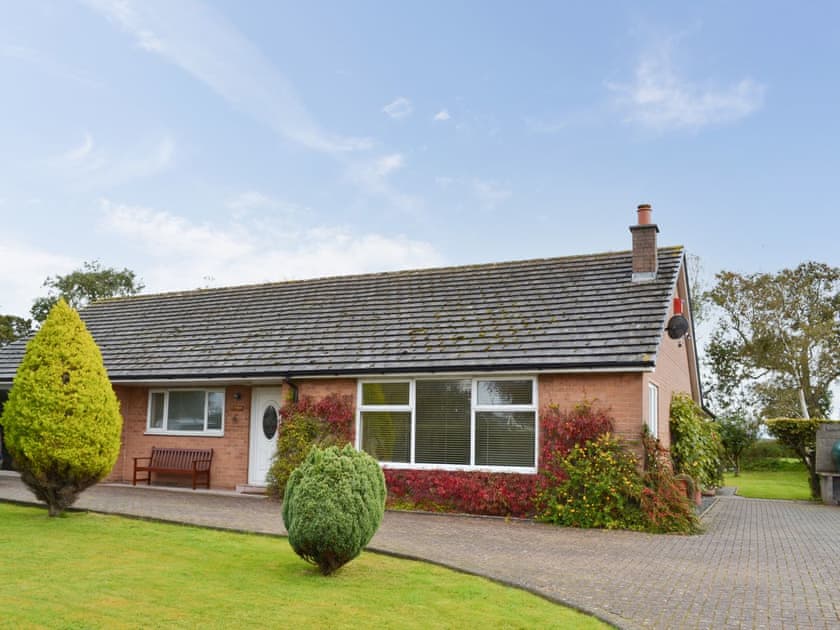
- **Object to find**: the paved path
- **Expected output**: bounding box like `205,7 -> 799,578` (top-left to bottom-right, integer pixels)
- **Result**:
1,472 -> 839,629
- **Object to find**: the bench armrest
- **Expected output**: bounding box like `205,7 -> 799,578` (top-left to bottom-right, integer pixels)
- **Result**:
133,456 -> 152,464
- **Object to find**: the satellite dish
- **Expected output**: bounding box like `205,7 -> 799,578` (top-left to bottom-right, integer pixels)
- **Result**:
667,314 -> 689,339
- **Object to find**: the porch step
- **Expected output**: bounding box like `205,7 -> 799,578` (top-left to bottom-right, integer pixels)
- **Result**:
236,484 -> 268,495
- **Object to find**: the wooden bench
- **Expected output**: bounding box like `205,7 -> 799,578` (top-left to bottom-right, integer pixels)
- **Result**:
133,447 -> 214,490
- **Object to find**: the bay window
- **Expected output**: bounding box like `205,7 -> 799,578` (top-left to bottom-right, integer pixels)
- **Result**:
358,377 -> 537,472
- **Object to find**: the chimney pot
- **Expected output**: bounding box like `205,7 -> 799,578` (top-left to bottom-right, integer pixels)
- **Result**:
637,204 -> 652,225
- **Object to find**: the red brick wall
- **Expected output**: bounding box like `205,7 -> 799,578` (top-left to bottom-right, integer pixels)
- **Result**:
290,378 -> 358,441
106,379 -> 358,490
106,385 -> 252,490
644,273 -> 697,449
539,372 -> 645,444
293,378 -> 356,405
104,359 -> 693,489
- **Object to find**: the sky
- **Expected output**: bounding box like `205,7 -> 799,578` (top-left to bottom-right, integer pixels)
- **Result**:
1,2 -> 839,318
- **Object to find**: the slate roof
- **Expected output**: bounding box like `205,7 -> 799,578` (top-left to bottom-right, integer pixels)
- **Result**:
0,246 -> 685,382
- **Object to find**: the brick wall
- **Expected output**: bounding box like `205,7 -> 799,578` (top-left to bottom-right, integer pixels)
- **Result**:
293,378 -> 356,406
107,385 -> 252,490
291,378 -> 357,441
539,372 -> 645,444
630,224 -> 658,275
104,359 -> 692,489
645,290 -> 695,450
106,379 -> 357,490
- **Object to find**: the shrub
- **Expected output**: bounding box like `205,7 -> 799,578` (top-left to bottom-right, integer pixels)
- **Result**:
0,299 -> 122,516
539,401 -> 615,459
380,401 -> 612,518
384,469 -> 536,517
741,438 -> 796,468
640,434 -> 701,534
536,404 -> 699,534
282,444 -> 386,575
535,401 -> 614,509
765,418 -> 839,499
669,393 -> 724,490
537,433 -> 644,530
266,394 -> 354,499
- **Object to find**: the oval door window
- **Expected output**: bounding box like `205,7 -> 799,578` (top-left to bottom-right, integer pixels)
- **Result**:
262,405 -> 279,440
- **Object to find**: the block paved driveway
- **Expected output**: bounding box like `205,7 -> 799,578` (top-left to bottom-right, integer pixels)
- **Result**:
1,472 -> 838,629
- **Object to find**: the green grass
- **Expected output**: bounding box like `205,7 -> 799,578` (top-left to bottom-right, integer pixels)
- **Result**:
724,462 -> 811,500
0,503 -> 606,629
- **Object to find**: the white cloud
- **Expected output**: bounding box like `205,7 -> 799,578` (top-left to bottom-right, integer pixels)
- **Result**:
62,132 -> 95,161
374,153 -> 405,177
50,133 -> 174,187
523,116 -> 567,134
98,200 -> 445,293
345,153 -> 406,187
226,191 -> 278,212
85,0 -> 371,154
382,97 -> 413,119
225,191 -> 309,221
0,240 -> 76,317
607,43 -> 765,131
101,200 -> 251,260
1,44 -> 101,87
342,153 -> 420,215
433,109 -> 451,121
472,178 -> 512,208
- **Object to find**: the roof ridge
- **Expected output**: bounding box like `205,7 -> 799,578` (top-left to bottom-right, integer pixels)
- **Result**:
90,244 -> 685,306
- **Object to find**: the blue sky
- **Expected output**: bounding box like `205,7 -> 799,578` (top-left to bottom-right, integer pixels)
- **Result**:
2,0 -> 839,320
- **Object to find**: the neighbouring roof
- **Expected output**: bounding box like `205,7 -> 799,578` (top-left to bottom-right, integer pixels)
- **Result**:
0,246 -> 685,382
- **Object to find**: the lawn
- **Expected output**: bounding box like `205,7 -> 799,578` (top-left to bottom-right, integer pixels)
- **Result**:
0,503 -> 606,629
724,462 -> 811,501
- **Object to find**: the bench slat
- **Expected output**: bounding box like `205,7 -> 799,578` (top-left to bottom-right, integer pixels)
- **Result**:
133,447 -> 214,490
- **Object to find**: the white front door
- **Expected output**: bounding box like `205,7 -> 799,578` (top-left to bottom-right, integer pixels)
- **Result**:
249,387 -> 282,485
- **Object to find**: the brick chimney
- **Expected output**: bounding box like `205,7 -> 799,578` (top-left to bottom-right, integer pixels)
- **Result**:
629,203 -> 658,282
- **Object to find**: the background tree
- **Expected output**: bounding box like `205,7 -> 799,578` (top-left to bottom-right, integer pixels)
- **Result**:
31,260 -> 144,324
765,418 -> 827,499
685,252 -> 711,327
705,262 -> 840,420
0,315 -> 33,346
0,299 -> 123,516
716,413 -> 760,476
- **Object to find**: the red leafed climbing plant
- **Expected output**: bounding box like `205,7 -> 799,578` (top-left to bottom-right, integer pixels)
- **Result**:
384,401 -> 613,518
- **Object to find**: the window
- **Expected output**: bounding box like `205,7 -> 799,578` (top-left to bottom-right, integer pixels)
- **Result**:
647,382 -> 659,437
358,377 -> 537,472
147,390 -> 225,435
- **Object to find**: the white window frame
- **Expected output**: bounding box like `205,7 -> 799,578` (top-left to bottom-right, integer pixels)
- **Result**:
146,389 -> 225,437
357,376 -> 538,474
647,382 -> 659,438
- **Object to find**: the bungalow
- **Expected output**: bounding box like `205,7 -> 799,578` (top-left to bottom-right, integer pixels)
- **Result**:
0,205 -> 702,490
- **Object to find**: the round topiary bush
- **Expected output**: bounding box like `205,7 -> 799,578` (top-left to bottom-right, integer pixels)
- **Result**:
1,299 -> 122,516
282,444 -> 386,575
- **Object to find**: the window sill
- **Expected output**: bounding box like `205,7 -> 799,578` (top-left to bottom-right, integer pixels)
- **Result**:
144,431 -> 225,438
380,462 -> 537,475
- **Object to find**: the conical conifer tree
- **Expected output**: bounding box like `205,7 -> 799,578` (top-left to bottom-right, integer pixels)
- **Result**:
1,299 -> 122,516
